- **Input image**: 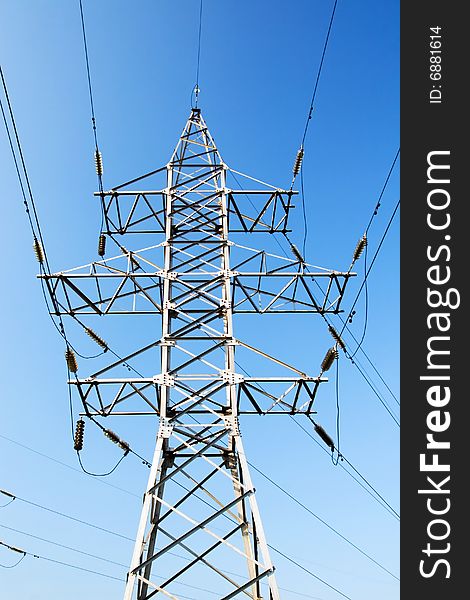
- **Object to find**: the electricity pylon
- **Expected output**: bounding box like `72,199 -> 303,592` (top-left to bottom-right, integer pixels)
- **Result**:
42,108 -> 353,599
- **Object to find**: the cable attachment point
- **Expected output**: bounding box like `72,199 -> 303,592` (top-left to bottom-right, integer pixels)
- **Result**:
292,147 -> 304,177
321,346 -> 338,372
94,149 -> 103,177
33,237 -> 45,264
328,325 -> 346,351
65,348 -> 78,373
74,418 -> 85,451
97,233 -> 106,257
103,428 -> 130,455
290,243 -> 305,264
353,234 -> 367,262
84,327 -> 108,352
313,422 -> 335,452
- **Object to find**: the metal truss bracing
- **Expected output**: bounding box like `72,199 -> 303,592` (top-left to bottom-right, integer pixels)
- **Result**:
42,109 -> 354,599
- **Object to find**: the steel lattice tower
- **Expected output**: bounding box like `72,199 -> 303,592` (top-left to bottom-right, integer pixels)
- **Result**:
43,108 -> 353,599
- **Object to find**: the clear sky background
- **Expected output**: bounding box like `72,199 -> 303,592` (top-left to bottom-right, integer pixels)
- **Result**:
0,1 -> 399,599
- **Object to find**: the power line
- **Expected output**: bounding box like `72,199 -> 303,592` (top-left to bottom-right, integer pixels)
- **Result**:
233,354 -> 398,524
301,417 -> 400,521
345,351 -> 400,426
193,0 -> 204,107
304,199 -> 401,428
0,66 -> 51,275
365,148 -> 400,235
2,423 -> 397,585
2,422 -> 370,597
309,275 -> 400,427
0,432 -> 140,499
341,198 -> 400,339
184,413 -> 397,589
0,488 -> 134,542
78,0 -> 99,149
170,476 -> 355,600
0,63 -> 80,360
289,416 -> 399,520
0,522 -> 127,568
299,164 -> 309,257
248,462 -> 399,581
338,198 -> 400,424
78,0 -> 106,233
0,539 -> 123,581
342,148 -> 400,359
336,315 -> 399,406
349,244 -> 368,358
0,485 -> 334,600
289,0 -> 340,252
1,430 -> 381,596
300,0 -> 339,147
0,524 -> 224,598
270,545 -> 352,600
0,540 -> 26,569
297,143 -> 400,415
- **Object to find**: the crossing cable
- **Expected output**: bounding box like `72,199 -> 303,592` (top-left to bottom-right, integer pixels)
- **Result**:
0,539 -> 124,581
285,145 -> 400,409
184,413 -> 397,583
333,355 -> 341,465
0,432 -> 140,499
364,148 -> 400,236
0,65 -> 86,374
292,414 -> 398,520
347,148 -> 399,358
168,478 -> 354,600
339,199 -> 400,339
0,487 -> 340,600
0,522 -> 127,569
299,417 -> 400,521
336,315 -> 399,406
0,488 -> 134,542
191,330 -> 397,522
2,430 -> 397,589
230,354 -> 398,520
3,422 -> 398,581
279,233 -> 399,425
349,242 -> 368,358
0,541 -> 250,600
343,351 -> 399,426
0,524 -> 223,598
247,463 -> 398,581
0,430 -> 394,589
297,200 -> 400,427
270,546 -> 352,600
305,270 -> 400,426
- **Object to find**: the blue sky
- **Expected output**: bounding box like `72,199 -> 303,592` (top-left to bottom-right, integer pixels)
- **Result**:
0,1 -> 399,599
